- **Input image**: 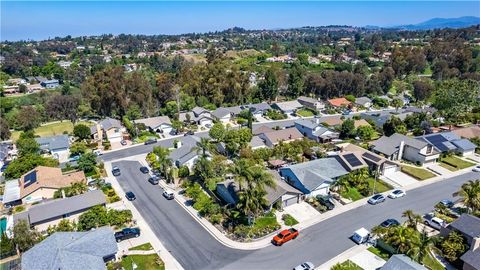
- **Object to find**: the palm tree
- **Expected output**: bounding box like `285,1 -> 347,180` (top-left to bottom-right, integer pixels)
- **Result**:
385,226 -> 419,254
153,146 -> 172,181
402,210 -> 422,229
411,229 -> 433,263
453,180 -> 480,213
195,137 -> 211,157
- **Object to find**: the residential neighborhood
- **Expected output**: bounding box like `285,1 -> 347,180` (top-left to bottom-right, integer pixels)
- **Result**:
1,3 -> 480,270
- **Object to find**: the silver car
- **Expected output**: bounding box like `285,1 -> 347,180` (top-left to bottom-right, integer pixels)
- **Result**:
293,262 -> 315,270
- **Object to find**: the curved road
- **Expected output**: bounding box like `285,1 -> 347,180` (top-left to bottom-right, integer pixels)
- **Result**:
112,160 -> 477,270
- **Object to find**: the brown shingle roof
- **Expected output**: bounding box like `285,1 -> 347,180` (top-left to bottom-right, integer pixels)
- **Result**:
20,166 -> 86,198
262,128 -> 303,145
354,119 -> 371,128
452,125 -> 480,139
321,117 -> 343,127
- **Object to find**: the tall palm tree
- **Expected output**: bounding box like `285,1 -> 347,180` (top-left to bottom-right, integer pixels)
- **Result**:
411,229 -> 433,263
195,137 -> 211,157
453,180 -> 480,213
402,210 -> 422,229
386,226 -> 419,254
153,146 -> 172,181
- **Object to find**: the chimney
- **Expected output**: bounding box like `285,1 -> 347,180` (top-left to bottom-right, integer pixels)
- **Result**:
398,140 -> 405,160
315,117 -> 320,124
61,189 -> 66,198
471,236 -> 480,252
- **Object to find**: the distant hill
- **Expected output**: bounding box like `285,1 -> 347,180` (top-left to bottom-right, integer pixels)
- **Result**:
394,16 -> 480,30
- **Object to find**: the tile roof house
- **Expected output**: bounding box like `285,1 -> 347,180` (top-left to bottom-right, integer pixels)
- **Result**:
279,153 -> 367,197
355,97 -> 372,108
452,125 -> 480,139
14,190 -> 106,231
134,116 -> 173,135
371,133 -> 440,165
381,254 -> 426,270
272,100 -> 303,115
91,117 -> 125,142
327,97 -> 351,108
258,127 -> 304,147
35,135 -> 70,162
2,166 -> 86,205
297,96 -> 325,111
21,227 -> 118,270
294,119 -> 339,143
418,132 -> 476,156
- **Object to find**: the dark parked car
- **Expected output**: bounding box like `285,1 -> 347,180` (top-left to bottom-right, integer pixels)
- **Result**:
148,176 -> 159,185
380,219 -> 400,228
112,166 -> 121,176
316,195 -> 335,210
184,130 -> 195,136
144,138 -> 157,145
125,191 -> 136,201
140,166 -> 149,174
439,199 -> 454,208
120,140 -> 127,146
114,227 -> 141,242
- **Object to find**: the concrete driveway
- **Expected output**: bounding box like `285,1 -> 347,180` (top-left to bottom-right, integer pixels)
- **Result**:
383,171 -> 418,187
283,202 -> 321,223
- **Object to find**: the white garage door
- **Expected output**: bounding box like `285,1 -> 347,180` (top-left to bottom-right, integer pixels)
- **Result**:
282,195 -> 298,207
383,165 -> 398,176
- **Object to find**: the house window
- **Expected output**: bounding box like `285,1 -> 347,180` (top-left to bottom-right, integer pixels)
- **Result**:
426,145 -> 433,154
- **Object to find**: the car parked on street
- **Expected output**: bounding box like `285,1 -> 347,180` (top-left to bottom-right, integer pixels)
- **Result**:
272,228 -> 299,246
140,166 -> 149,174
93,149 -> 103,156
380,219 -> 400,228
125,191 -> 136,201
114,227 -> 141,242
316,195 -> 335,210
293,262 -> 315,270
423,213 -> 446,230
163,189 -> 175,200
148,176 -> 160,185
112,166 -> 121,176
439,199 -> 454,208
368,194 -> 385,205
184,130 -> 195,136
472,165 -> 480,172
388,189 -> 406,199
144,138 -> 157,145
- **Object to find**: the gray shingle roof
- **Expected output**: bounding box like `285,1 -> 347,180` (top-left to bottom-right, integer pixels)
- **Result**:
192,106 -> 209,116
170,136 -> 202,166
281,157 -> 349,191
249,136 -> 266,148
273,100 -> 303,112
372,133 -> 429,156
99,117 -> 122,130
135,116 -> 172,130
35,135 -> 70,151
452,139 -> 477,151
355,97 -> 372,106
266,170 -> 302,205
14,190 -> 106,225
211,107 -> 232,119
295,119 -> 319,130
461,249 -> 480,270
21,226 -> 117,270
382,254 -> 426,270
297,96 -> 319,106
447,214 -> 480,239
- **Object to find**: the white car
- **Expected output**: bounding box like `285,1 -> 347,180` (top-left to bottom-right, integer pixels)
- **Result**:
293,262 -> 315,270
472,165 -> 480,172
388,189 -> 406,199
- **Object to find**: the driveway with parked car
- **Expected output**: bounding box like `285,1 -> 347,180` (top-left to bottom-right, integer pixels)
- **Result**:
110,160 -> 478,270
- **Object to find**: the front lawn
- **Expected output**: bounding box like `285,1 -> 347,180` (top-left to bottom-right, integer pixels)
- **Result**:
296,109 -> 314,117
129,242 -> 153,251
367,246 -> 391,261
119,254 -> 164,270
401,165 -> 436,180
422,250 -> 444,270
282,214 -> 299,226
332,260 -> 363,270
440,156 -> 475,171
340,187 -> 364,201
368,178 -> 393,194
11,120 -> 93,141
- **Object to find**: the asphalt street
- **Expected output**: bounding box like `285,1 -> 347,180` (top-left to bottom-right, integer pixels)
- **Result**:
112,160 -> 478,270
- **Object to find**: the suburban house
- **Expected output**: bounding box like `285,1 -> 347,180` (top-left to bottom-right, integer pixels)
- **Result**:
134,116 -> 173,135
327,97 -> 351,108
279,153 -> 367,197
2,166 -> 86,205
40,79 -> 60,89
371,133 -> 440,165
0,142 -> 16,170
179,106 -> 214,127
361,111 -> 412,127
321,116 -> 344,127
249,136 -> 267,149
35,135 -> 70,162
355,97 -> 372,108
258,127 -> 304,147
337,143 -> 400,177
21,227 -> 118,270
452,125 -> 480,139
440,214 -> 480,247
381,254 -> 426,270
354,119 -> 371,128
404,106 -> 437,115
91,117 -> 125,143
13,190 -> 106,231
272,100 -> 303,115
297,96 -> 324,111
253,125 -> 274,135
216,170 -> 303,209
211,107 -> 233,123
170,135 -> 205,170
225,102 -> 272,117
417,132 -> 476,156
294,119 -> 339,143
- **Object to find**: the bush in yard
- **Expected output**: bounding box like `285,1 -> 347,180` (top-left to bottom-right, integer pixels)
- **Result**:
107,209 -> 133,227
178,165 -> 190,178
73,124 -> 91,140
440,231 -> 467,262
77,152 -> 97,173
209,213 -> 223,224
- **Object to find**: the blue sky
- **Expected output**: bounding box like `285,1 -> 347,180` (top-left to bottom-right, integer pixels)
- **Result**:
1,1 -> 479,41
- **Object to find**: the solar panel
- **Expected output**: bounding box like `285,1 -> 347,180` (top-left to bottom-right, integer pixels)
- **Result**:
23,171 -> 37,188
363,152 -> 381,163
424,135 -> 450,152
344,153 -> 363,167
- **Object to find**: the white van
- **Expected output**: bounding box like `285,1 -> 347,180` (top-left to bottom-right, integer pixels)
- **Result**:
352,227 -> 370,244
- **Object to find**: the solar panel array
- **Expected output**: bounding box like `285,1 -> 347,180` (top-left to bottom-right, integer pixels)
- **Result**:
23,171 -> 38,188
363,152 -> 381,163
344,153 -> 363,167
424,135 -> 456,152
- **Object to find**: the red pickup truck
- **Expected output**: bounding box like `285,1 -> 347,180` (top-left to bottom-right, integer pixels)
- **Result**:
272,228 -> 299,246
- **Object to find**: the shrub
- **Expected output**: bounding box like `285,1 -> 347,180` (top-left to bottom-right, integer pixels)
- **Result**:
178,166 -> 190,178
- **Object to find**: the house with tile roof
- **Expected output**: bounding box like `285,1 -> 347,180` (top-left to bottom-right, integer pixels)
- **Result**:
327,97 -> 351,108
21,227 -> 117,270
258,127 -> 304,147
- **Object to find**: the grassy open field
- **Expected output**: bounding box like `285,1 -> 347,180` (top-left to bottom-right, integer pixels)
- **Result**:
11,120 -> 93,141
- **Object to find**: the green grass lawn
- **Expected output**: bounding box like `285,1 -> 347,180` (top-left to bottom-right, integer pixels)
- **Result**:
439,162 -> 458,171
120,254 -> 164,270
11,120 -> 93,141
401,165 -> 436,180
422,250 -> 444,270
129,243 -> 153,251
296,109 -> 314,117
367,246 -> 391,261
368,178 -> 393,194
332,260 -> 363,270
282,214 -> 299,226
254,212 -> 279,228
340,187 -> 364,201
440,156 -> 475,170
